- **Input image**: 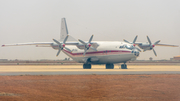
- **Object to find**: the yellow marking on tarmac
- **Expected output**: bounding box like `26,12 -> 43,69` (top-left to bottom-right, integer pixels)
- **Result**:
0,65 -> 180,72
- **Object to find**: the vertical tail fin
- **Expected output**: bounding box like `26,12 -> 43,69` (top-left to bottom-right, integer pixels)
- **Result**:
60,18 -> 76,42
60,18 -> 68,41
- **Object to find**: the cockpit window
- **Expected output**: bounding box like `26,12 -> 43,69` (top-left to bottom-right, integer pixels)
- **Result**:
119,45 -> 132,48
125,45 -> 131,48
119,45 -> 126,48
119,44 -> 134,50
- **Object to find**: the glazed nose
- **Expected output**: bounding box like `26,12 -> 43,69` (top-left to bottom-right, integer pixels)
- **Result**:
131,51 -> 139,57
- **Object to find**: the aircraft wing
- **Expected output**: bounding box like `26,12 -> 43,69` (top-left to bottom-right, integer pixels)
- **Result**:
2,42 -> 79,47
134,42 -> 178,47
155,44 -> 178,47
2,41 -> 99,48
2,42 -> 53,47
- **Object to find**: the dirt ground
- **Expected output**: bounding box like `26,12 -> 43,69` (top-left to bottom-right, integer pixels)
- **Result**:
0,74 -> 180,101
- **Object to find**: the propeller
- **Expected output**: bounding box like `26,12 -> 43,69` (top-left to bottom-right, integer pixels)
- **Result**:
78,35 -> 97,56
53,35 -> 71,56
146,36 -> 160,56
123,35 -> 141,52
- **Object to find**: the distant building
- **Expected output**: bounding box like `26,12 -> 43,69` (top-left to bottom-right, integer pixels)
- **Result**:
173,55 -> 180,61
170,58 -> 174,61
0,59 -> 8,62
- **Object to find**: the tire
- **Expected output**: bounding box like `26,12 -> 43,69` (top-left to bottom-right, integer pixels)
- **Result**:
106,64 -> 114,69
121,64 -> 127,69
83,64 -> 91,69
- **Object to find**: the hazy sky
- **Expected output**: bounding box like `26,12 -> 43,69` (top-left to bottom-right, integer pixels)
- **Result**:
0,0 -> 180,60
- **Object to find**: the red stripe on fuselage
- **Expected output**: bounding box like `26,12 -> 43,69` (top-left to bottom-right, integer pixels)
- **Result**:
63,49 -> 131,57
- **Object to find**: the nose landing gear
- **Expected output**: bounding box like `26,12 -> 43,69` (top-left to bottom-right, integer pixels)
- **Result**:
121,63 -> 127,69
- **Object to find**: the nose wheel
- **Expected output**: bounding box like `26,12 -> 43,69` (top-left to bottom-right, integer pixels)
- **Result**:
121,63 -> 127,69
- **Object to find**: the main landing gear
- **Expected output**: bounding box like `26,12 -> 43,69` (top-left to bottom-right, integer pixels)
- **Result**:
83,63 -> 127,69
83,64 -> 91,69
106,63 -> 127,69
106,63 -> 114,69
121,63 -> 127,69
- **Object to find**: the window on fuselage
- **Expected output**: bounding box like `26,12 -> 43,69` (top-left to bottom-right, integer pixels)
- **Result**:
119,45 -> 126,49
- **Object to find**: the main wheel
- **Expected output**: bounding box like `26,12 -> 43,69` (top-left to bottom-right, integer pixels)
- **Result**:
106,63 -> 114,69
121,64 -> 127,69
83,64 -> 91,69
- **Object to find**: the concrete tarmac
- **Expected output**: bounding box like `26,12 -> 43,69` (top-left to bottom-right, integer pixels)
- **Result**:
0,65 -> 180,75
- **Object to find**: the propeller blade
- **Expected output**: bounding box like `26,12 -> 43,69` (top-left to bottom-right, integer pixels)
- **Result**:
63,35 -> 69,43
135,47 -> 141,52
56,49 -> 61,56
53,36 -> 70,57
147,36 -> 152,45
53,39 -> 61,45
154,40 -> 160,45
64,47 -> 72,52
83,49 -> 87,56
78,39 -> 86,45
133,35 -> 138,43
90,47 -> 97,51
88,35 -> 94,43
153,49 -> 157,56
123,39 -> 131,44
143,49 -> 147,52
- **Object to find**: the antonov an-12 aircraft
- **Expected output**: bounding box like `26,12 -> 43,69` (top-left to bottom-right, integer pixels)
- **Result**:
2,18 -> 178,69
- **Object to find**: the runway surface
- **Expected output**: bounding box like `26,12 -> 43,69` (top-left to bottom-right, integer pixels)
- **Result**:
0,65 -> 180,75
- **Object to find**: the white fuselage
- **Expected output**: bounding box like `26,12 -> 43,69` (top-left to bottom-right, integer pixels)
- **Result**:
52,41 -> 139,64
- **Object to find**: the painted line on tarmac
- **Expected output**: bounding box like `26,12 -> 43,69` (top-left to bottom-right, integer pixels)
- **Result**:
0,71 -> 180,76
